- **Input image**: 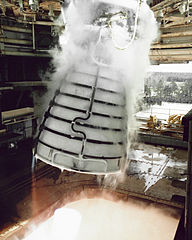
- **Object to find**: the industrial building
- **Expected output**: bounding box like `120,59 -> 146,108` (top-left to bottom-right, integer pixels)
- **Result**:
0,0 -> 192,239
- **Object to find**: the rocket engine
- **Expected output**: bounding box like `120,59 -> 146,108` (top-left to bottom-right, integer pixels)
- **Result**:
34,0 -> 148,174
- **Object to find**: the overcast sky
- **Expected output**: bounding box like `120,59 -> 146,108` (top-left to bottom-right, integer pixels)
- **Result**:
148,62 -> 192,73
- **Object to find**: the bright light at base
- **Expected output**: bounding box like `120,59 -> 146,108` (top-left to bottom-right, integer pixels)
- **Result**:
23,198 -> 180,240
52,208 -> 82,240
23,208 -> 81,240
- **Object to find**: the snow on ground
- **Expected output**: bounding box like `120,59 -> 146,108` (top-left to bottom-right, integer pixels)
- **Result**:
136,102 -> 192,122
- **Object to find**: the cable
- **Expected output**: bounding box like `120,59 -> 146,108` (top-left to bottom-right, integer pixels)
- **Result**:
110,0 -> 142,50
91,27 -> 110,67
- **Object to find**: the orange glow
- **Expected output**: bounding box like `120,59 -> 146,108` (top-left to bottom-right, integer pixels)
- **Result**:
23,197 -> 180,240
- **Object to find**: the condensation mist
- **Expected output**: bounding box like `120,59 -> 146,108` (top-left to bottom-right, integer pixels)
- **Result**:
50,0 -> 158,137
36,0 -> 158,182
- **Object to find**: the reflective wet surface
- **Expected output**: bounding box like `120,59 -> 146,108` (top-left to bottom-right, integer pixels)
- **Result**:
128,143 -> 187,191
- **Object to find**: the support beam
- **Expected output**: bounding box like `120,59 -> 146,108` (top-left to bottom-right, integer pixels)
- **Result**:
8,81 -> 48,87
150,48 -> 192,56
151,43 -> 192,49
16,19 -> 61,26
161,23 -> 192,34
150,55 -> 192,63
0,38 -> 32,45
0,50 -> 50,57
185,120 -> 192,240
161,31 -> 192,38
0,25 -> 32,33
151,0 -> 182,12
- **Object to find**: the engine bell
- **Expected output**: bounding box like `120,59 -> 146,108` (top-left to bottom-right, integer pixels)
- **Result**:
35,63 -> 127,174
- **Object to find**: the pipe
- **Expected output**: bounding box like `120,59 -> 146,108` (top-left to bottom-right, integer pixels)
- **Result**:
32,23 -> 35,50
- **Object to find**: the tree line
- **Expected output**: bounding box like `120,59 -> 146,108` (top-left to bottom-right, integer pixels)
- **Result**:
144,79 -> 192,104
